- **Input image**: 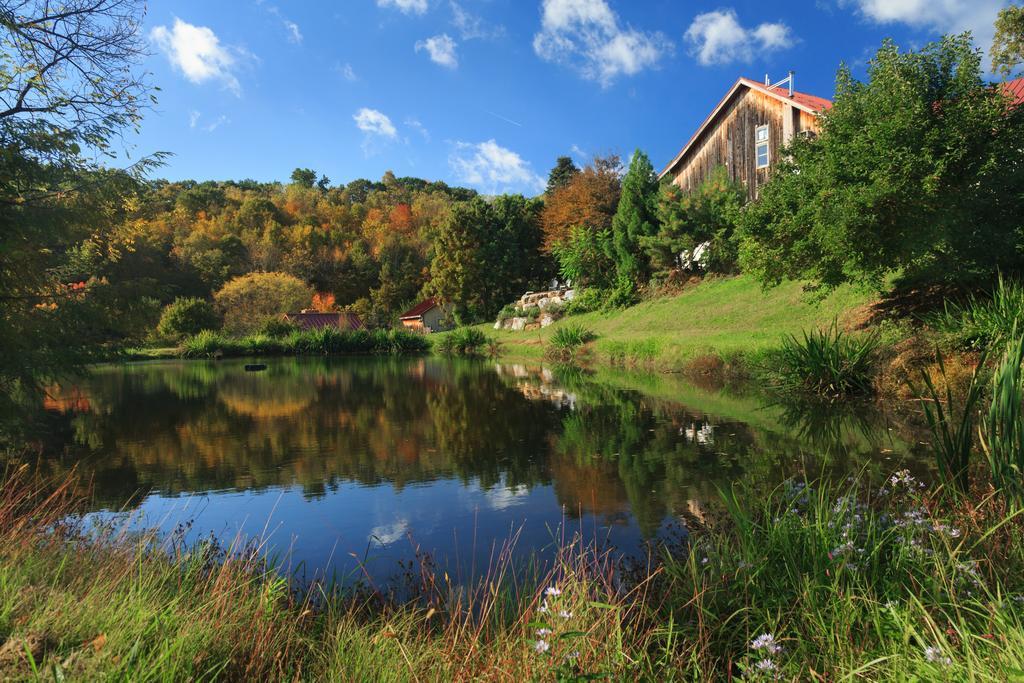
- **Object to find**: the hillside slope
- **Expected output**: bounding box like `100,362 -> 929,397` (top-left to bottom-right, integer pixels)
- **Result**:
480,275 -> 875,369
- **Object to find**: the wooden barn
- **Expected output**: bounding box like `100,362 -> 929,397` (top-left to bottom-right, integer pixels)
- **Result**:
399,299 -> 450,334
659,73 -> 832,201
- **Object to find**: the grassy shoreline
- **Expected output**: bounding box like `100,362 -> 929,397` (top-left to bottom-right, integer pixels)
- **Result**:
461,275 -> 881,371
3,465 -> 1024,680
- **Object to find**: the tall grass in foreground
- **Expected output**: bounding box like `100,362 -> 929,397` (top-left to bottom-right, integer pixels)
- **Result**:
771,320 -> 879,398
179,328 -> 430,359
982,335 -> 1024,505
5,466 -> 1024,679
929,274 -> 1024,350
915,348 -> 988,493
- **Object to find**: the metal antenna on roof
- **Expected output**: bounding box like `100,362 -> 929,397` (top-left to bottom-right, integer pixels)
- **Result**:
764,73 -> 770,86
768,71 -> 796,98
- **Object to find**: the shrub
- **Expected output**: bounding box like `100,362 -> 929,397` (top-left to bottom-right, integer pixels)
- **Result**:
156,297 -> 220,340
436,328 -> 495,357
213,272 -> 313,335
928,276 -> 1024,351
180,330 -> 241,359
259,318 -> 302,338
981,335 -> 1024,505
496,304 -> 519,322
565,288 -> 605,315
545,324 -> 596,363
770,320 -> 879,398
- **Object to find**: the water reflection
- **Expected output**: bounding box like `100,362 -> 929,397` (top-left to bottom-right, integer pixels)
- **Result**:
20,357 -> 929,582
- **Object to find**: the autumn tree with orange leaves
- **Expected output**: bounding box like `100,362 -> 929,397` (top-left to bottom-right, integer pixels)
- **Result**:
540,155 -> 622,251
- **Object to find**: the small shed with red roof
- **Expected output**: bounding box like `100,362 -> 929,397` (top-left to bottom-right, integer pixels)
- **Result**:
660,73 -> 832,201
399,299 -> 450,333
284,310 -> 364,331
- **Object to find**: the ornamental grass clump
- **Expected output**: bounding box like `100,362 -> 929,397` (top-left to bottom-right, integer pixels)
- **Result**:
981,334 -> 1024,505
771,319 -> 879,398
435,327 -> 495,357
545,324 -> 596,364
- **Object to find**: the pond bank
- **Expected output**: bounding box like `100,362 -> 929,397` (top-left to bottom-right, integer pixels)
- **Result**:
3,466 -> 1023,680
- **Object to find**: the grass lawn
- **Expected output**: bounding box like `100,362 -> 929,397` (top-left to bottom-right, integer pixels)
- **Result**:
473,275 -> 876,369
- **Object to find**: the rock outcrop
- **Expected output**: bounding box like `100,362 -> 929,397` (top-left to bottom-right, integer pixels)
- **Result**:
494,289 -> 574,332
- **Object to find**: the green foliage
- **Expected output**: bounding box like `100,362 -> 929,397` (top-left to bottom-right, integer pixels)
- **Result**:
644,167 -> 745,275
156,297 -> 221,340
545,324 -> 595,364
550,226 -> 616,289
915,349 -> 988,492
435,327 -> 496,357
739,35 -> 1024,291
549,324 -> 597,349
564,288 -> 606,315
601,338 -> 661,366
992,4 -> 1024,77
545,156 -> 579,195
981,334 -> 1024,504
289,168 -> 318,188
425,195 -> 551,322
609,149 -> 659,284
180,328 -> 429,359
928,276 -> 1024,351
770,321 -> 879,398
258,318 -> 302,338
0,0 -> 161,425
213,272 -> 314,335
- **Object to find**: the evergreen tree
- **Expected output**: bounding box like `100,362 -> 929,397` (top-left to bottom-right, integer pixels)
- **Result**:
609,150 -> 659,283
546,156 -> 580,195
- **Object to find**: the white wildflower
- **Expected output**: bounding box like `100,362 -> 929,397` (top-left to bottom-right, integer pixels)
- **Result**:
750,633 -> 782,655
536,628 -> 552,637
544,586 -> 562,597
755,658 -> 778,672
924,645 -> 952,666
534,639 -> 550,654
559,610 -> 573,620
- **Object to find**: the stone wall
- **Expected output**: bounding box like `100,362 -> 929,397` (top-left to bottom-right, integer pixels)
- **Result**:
494,289 -> 575,332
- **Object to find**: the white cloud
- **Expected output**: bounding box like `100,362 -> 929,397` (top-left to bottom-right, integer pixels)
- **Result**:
840,0 -> 1003,53
203,115 -> 230,132
368,519 -> 409,546
354,108 -> 398,138
570,144 -> 589,161
188,110 -> 201,128
533,0 -> 672,87
406,117 -> 431,141
151,18 -> 243,95
449,139 -> 545,194
284,20 -> 303,44
451,1 -> 505,40
377,0 -> 428,15
684,9 -> 795,66
416,33 -> 458,68
337,63 -> 358,81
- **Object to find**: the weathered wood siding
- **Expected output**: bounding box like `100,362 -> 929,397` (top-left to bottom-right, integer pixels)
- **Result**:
668,88 -> 821,202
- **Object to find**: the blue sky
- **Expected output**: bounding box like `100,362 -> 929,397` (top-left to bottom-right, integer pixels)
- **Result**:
134,0 -> 1012,194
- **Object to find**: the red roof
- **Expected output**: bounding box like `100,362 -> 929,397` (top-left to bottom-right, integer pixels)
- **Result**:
1002,77 -> 1024,107
399,298 -> 439,320
660,77 -> 833,178
285,311 -> 364,330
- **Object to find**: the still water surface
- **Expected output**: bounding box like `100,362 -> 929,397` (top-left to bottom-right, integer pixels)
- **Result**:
40,357 -> 928,584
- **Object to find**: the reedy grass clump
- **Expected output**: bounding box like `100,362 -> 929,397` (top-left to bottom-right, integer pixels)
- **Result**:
179,328 -> 429,359
915,347 -> 988,493
770,319 -> 879,398
434,327 -> 499,357
982,335 -> 1024,505
545,324 -> 596,364
929,275 -> 1024,350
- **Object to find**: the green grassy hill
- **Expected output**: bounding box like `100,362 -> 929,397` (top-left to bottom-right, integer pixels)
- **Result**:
478,275 -> 876,369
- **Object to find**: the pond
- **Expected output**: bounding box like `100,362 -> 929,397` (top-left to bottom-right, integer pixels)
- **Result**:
34,357 -> 929,586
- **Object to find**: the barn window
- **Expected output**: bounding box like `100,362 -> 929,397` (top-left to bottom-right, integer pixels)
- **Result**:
755,125 -> 770,169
